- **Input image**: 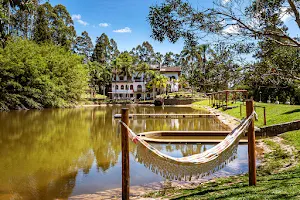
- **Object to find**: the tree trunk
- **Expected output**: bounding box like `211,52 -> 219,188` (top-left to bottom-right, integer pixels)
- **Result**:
143,76 -> 146,101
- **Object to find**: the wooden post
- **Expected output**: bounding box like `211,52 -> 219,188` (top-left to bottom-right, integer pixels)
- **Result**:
246,100 -> 256,186
225,91 -> 228,109
264,107 -> 267,126
121,108 -> 130,200
240,104 -> 242,116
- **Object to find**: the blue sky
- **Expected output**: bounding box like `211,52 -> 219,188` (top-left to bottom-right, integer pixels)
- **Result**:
49,0 -> 214,54
49,0 -> 298,55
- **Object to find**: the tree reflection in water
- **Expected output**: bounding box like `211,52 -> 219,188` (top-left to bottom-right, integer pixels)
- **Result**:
0,106 -> 227,199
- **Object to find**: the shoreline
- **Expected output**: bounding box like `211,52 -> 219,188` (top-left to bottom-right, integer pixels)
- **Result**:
69,105 -> 255,200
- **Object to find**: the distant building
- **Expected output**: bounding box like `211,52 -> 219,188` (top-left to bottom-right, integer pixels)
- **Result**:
110,66 -> 182,100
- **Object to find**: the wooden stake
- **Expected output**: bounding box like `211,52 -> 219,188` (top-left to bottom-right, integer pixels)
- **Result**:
121,108 -> 130,200
246,100 -> 256,186
264,107 -> 267,126
225,91 -> 228,109
240,104 -> 242,116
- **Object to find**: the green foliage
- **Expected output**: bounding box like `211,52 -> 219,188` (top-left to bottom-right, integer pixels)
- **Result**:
92,33 -> 112,64
74,31 -> 94,62
0,39 -> 88,110
88,61 -> 111,95
33,3 -> 76,49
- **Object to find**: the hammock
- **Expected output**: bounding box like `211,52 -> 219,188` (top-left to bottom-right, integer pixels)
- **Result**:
119,112 -> 257,181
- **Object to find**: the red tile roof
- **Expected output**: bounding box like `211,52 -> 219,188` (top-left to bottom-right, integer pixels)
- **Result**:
160,67 -> 182,72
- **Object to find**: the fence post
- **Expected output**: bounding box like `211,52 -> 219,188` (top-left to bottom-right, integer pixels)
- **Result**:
240,104 -> 242,116
264,107 -> 267,125
246,100 -> 256,186
121,108 -> 130,200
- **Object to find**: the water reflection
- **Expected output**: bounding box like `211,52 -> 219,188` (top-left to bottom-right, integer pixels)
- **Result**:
0,106 -> 235,199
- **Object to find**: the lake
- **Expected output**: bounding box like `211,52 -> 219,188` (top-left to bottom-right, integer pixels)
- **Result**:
0,106 -> 249,199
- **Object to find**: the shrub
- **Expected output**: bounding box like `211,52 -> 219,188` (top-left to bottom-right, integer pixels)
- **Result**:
0,39 -> 88,110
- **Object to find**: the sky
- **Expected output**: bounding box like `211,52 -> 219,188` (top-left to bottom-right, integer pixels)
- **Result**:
49,0 -> 214,54
49,0 -> 298,55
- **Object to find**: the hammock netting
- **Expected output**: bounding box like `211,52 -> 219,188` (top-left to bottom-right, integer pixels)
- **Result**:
119,112 -> 257,181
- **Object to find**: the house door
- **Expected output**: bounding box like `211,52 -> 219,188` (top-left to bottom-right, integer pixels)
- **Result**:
136,93 -> 142,100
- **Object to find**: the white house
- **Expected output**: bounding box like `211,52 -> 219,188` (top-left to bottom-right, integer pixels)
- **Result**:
110,66 -> 182,100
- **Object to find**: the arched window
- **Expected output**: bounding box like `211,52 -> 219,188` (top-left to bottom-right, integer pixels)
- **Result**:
137,85 -> 142,89
126,85 -> 129,90
119,76 -> 124,81
121,85 -> 124,90
115,85 -> 119,90
130,85 -> 133,90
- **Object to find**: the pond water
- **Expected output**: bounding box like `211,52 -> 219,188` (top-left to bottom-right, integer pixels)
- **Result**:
0,106 -> 249,199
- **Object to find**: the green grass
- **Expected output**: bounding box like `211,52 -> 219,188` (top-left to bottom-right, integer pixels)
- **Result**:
282,130 -> 300,150
193,100 -> 300,127
81,93 -> 107,99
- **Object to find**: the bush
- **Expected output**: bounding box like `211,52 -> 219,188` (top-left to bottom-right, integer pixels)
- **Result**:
0,39 -> 88,110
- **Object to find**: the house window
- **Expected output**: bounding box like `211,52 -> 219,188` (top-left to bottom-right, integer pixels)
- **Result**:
120,76 -> 124,81
126,85 -> 129,90
115,85 -> 119,90
130,85 -> 133,90
130,94 -> 134,97
121,85 -> 124,90
137,85 -> 142,89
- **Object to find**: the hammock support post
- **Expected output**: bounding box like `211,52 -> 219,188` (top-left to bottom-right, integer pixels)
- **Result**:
264,107 -> 267,125
121,108 -> 130,200
246,100 -> 256,186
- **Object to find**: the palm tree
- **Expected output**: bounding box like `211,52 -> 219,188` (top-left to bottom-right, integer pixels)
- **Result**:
115,52 -> 134,103
155,74 -> 169,95
148,72 -> 169,98
136,62 -> 151,101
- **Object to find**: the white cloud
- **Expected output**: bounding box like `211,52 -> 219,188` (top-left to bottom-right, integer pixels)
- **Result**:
222,0 -> 231,4
280,7 -> 293,22
223,24 -> 240,34
72,14 -> 81,21
113,27 -> 132,33
99,23 -> 110,27
72,14 -> 89,26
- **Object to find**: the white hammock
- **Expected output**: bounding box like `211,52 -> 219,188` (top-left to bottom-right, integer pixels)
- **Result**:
119,112 -> 256,180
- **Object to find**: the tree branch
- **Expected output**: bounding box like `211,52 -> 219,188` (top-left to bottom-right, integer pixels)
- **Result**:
211,9 -> 300,48
287,0 -> 300,29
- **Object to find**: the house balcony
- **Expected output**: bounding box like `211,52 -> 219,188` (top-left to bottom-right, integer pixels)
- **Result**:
111,90 -> 134,94
136,88 -> 145,93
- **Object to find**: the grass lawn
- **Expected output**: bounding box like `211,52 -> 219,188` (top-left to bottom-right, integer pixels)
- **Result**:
146,100 -> 300,199
192,100 -> 300,127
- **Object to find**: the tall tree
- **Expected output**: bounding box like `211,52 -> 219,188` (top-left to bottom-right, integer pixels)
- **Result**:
114,52 -> 134,100
33,2 -> 53,44
110,38 -> 120,62
88,62 -> 111,96
0,0 -> 33,45
163,51 -> 175,66
74,31 -> 93,62
136,62 -> 151,101
52,4 -> 75,49
154,52 -> 164,67
92,33 -> 111,64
